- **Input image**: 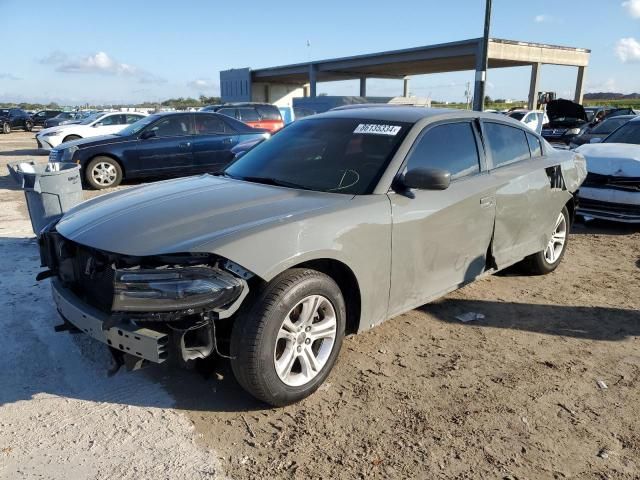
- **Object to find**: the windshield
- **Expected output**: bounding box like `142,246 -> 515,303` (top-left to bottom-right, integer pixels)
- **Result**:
508,112 -> 526,121
592,117 -> 630,134
225,117 -> 412,195
604,122 -> 640,144
116,114 -> 160,136
0,109 -> 8,116
79,112 -> 106,125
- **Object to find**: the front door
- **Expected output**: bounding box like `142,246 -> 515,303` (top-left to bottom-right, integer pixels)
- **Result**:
134,114 -> 195,176
388,120 -> 496,317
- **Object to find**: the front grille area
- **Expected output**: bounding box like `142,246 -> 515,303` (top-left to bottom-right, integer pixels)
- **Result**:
579,198 -> 640,216
71,246 -> 115,313
583,172 -> 640,192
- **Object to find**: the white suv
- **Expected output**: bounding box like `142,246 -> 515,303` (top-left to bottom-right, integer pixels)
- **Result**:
36,112 -> 147,150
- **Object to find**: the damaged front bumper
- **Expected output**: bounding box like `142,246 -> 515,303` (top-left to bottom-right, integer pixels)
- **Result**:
39,229 -> 252,367
52,278 -> 170,363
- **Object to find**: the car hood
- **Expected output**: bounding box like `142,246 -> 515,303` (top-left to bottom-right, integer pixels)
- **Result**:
55,174 -> 351,256
57,134 -> 127,149
575,143 -> 640,177
546,99 -> 588,123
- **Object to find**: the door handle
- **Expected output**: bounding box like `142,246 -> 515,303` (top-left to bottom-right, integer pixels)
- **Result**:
480,196 -> 495,208
178,142 -> 191,149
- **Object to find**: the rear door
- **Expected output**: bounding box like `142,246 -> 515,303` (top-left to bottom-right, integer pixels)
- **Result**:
134,114 -> 195,176
92,114 -> 128,136
482,121 -> 563,268
388,120 -> 496,316
192,115 -> 238,173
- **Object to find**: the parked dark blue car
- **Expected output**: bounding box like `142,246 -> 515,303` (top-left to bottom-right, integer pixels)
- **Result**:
49,112 -> 270,189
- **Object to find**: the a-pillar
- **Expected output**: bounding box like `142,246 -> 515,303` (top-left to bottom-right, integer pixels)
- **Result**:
574,66 -> 587,105
528,62 -> 541,110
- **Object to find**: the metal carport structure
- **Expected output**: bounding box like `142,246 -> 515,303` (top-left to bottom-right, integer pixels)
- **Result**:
220,38 -> 590,110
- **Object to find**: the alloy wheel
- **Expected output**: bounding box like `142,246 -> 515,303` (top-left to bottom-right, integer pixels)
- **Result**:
91,162 -> 118,187
274,295 -> 337,387
544,211 -> 567,264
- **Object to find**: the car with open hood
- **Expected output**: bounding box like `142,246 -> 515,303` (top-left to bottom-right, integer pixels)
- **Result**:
541,99 -> 589,145
38,106 -> 587,406
575,116 -> 640,222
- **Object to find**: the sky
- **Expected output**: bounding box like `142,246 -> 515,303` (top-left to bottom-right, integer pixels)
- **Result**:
1,0 -> 639,105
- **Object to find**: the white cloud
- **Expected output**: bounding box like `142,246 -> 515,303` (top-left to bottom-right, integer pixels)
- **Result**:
187,79 -> 218,92
40,51 -> 165,84
0,73 -> 21,80
623,0 -> 640,18
534,14 -> 550,23
615,37 -> 640,63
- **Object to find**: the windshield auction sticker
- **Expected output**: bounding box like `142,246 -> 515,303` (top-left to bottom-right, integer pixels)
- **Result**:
353,124 -> 402,136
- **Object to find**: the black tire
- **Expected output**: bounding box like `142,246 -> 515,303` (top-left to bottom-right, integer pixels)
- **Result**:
2,122 -> 10,134
85,156 -> 123,189
24,120 -> 33,132
521,206 -> 570,275
230,268 -> 346,406
62,134 -> 81,143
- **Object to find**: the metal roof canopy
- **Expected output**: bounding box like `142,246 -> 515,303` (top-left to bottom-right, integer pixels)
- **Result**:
251,38 -> 590,83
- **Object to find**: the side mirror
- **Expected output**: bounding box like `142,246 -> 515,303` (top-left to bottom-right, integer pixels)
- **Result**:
590,137 -> 602,144
402,167 -> 451,191
140,130 -> 157,140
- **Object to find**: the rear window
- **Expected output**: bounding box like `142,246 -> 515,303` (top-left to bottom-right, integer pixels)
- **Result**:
256,105 -> 282,121
237,108 -> 260,122
218,108 -> 237,119
484,122 -> 531,167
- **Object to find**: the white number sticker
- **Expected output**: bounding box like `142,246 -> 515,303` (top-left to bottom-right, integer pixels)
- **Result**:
353,124 -> 402,136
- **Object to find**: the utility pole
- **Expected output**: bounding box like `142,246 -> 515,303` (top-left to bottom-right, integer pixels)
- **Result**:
473,0 -> 492,111
465,81 -> 472,110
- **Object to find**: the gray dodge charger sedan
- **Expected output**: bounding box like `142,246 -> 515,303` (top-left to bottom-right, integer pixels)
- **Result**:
39,106 -> 587,406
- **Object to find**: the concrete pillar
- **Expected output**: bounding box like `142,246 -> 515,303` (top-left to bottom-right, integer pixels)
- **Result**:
528,62 -> 541,110
403,77 -> 410,97
359,77 -> 367,97
303,84 -> 310,97
308,64 -> 318,98
574,66 -> 587,105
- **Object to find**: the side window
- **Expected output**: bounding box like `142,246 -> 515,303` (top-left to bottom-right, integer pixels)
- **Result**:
526,133 -> 543,157
484,122 -> 531,167
126,114 -> 143,124
237,108 -> 260,123
195,115 -> 227,135
148,115 -> 191,137
256,105 -> 282,121
406,122 -> 481,180
96,115 -> 119,126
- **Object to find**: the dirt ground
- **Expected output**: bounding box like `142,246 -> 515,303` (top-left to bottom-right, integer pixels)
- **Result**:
1,130 -> 639,479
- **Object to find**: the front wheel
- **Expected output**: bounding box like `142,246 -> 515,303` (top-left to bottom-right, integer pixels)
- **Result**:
230,269 -> 346,406
521,206 -> 569,275
85,156 -> 123,189
24,120 -> 33,132
2,122 -> 10,134
63,134 -> 81,143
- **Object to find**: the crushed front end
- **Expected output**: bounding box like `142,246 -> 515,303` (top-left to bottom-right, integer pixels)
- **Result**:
38,226 -> 251,371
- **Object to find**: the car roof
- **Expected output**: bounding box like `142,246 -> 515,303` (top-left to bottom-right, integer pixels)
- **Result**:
628,116 -> 640,123
310,105 -> 520,125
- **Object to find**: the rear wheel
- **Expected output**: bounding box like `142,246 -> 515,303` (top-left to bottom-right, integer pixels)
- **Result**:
63,134 -> 81,143
24,120 -> 33,132
521,206 -> 569,275
2,122 -> 10,134
230,269 -> 345,406
85,156 -> 123,189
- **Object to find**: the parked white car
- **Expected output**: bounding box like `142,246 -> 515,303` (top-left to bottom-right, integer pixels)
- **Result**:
36,112 -> 147,150
507,109 -> 549,134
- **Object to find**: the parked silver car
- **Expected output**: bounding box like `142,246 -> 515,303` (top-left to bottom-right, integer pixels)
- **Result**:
39,107 -> 587,406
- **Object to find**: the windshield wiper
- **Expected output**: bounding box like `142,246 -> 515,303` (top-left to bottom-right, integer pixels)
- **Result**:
237,175 -> 313,191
